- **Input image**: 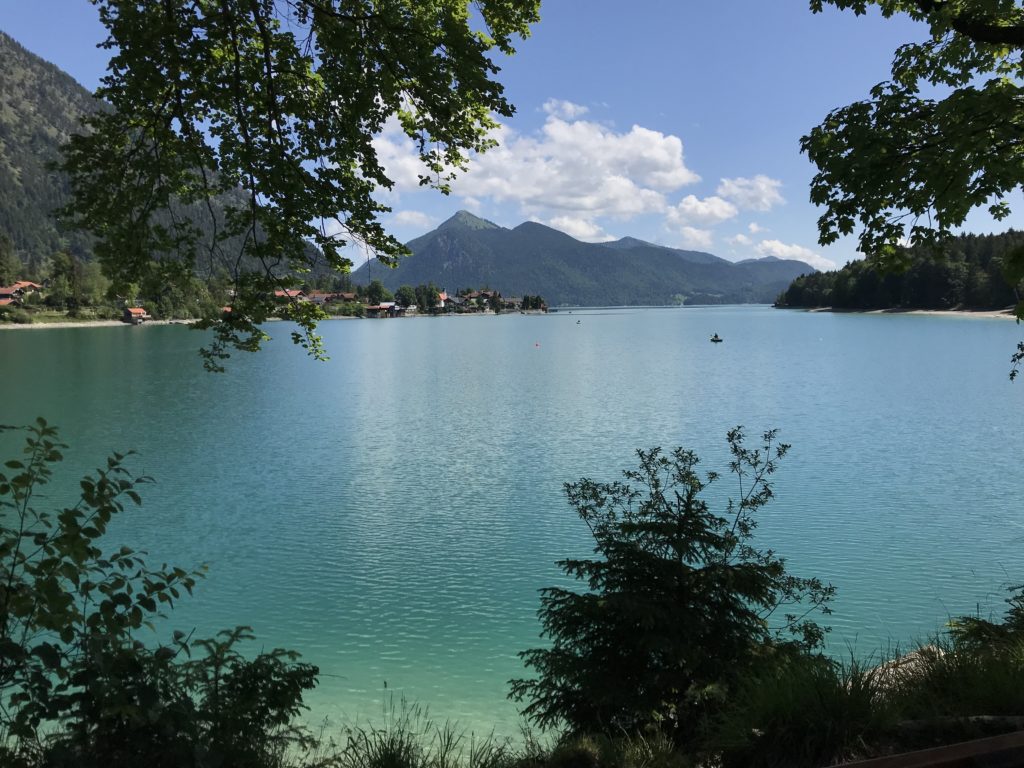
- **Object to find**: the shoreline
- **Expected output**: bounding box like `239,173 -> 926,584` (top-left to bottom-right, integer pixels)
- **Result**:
0,311 -> 542,330
2,306 -> 1017,330
802,307 -> 1017,320
0,318 -> 199,331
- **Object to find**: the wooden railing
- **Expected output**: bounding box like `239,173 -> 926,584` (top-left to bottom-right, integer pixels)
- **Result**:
833,730 -> 1024,767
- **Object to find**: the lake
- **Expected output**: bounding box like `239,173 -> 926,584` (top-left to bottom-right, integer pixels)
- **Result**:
2,305 -> 1023,735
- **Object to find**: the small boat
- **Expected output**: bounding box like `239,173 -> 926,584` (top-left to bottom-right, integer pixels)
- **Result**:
710,333 -> 723,343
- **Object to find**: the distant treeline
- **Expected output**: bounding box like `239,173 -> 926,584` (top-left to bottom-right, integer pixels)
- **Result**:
776,230 -> 1024,310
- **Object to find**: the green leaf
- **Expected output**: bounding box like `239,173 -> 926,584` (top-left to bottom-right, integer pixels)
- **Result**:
32,642 -> 62,670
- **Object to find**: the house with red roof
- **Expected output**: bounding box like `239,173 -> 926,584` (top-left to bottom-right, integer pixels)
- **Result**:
305,290 -> 360,306
0,281 -> 44,307
304,291 -> 334,306
122,306 -> 151,324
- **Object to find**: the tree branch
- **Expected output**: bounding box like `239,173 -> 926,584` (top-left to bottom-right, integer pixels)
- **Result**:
915,0 -> 1024,46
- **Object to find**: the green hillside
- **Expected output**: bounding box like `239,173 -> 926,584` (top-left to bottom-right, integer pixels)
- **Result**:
352,211 -> 813,306
0,30 -> 97,271
776,230 -> 1024,311
0,29 -> 328,292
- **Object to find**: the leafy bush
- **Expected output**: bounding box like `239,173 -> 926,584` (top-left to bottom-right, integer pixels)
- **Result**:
712,653 -> 891,768
326,301 -> 365,318
950,587 -> 1024,650
511,429 -> 834,743
0,420 -> 324,767
711,630 -> 1024,766
0,306 -> 32,324
886,640 -> 1024,726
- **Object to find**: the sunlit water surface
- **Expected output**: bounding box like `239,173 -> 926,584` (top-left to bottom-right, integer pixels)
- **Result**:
2,306 -> 1023,734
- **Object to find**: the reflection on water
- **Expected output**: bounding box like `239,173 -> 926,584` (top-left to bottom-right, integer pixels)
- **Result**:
1,307 -> 1023,734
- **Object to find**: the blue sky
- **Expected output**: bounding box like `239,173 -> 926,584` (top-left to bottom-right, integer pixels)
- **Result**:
4,1 -> 1019,271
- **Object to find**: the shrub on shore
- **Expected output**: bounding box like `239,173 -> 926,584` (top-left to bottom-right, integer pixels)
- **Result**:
708,628 -> 1024,767
511,429 -> 835,743
0,421 -> 323,768
4,421 -> 1023,767
0,306 -> 32,323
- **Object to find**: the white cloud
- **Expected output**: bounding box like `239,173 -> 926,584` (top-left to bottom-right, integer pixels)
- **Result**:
678,227 -> 714,249
748,222 -> 763,233
717,175 -> 785,211
728,233 -> 752,247
371,119 -> 425,190
392,210 -> 436,230
452,114 -> 701,220
667,194 -> 737,227
548,215 -> 614,242
369,105 -> 798,247
756,239 -> 837,271
542,98 -> 589,120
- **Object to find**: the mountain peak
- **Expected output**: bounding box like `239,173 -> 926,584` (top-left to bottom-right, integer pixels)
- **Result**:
604,236 -> 667,251
438,210 -> 501,231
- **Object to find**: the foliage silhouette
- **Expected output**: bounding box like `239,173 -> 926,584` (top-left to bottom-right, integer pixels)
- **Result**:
0,420 -> 322,767
511,429 -> 834,743
59,1 -> 539,367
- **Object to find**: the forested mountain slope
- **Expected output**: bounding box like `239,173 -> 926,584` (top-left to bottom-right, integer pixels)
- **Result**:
776,231 -> 1024,311
0,30 -> 320,286
0,30 -> 97,270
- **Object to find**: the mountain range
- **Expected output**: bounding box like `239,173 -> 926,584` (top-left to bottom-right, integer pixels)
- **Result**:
351,210 -> 814,306
0,29 -> 815,305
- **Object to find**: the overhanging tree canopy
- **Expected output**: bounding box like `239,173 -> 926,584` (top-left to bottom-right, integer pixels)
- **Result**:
61,0 -> 539,367
804,0 -> 1024,257
803,0 -> 1024,373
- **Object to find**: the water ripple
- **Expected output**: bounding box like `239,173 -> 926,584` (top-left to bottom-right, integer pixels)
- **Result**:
1,308 -> 1022,734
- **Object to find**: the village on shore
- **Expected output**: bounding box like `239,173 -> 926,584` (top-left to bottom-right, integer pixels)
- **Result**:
0,277 -> 547,326
269,284 -> 548,320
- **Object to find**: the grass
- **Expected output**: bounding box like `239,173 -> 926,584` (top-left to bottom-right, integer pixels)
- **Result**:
0,308 -> 121,324
294,636 -> 1024,768
293,698 -> 694,768
307,698 -> 530,768
709,636 -> 1024,768
34,308 -> 125,322
711,653 -> 889,768
6,641 -> 1022,768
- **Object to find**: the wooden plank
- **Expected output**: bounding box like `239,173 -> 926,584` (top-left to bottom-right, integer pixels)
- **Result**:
833,730 -> 1024,767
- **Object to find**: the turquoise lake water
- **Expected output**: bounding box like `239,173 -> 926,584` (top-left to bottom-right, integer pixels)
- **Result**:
2,306 -> 1023,735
